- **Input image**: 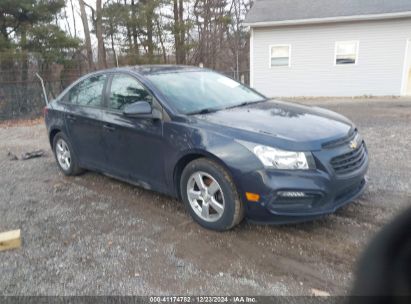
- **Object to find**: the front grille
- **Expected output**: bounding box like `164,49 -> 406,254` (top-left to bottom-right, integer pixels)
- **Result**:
322,129 -> 357,149
331,142 -> 367,175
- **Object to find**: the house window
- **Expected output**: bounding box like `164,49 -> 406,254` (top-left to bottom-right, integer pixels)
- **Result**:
335,41 -> 359,65
270,45 -> 291,67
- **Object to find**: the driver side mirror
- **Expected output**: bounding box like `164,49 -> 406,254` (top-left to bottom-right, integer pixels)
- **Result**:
123,101 -> 162,120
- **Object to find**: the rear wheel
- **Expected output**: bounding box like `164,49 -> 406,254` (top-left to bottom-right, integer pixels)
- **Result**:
53,132 -> 83,176
180,158 -> 244,231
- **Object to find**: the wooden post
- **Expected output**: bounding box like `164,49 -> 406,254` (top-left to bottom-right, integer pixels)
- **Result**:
0,229 -> 21,252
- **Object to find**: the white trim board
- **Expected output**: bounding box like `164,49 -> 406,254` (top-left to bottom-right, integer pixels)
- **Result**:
244,11 -> 411,28
250,28 -> 254,87
401,39 -> 411,96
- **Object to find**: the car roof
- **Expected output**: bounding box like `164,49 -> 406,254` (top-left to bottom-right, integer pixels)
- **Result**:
99,65 -> 204,76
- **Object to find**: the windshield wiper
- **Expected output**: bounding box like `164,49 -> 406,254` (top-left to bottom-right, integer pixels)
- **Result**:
224,99 -> 268,110
187,107 -> 220,115
187,99 -> 268,115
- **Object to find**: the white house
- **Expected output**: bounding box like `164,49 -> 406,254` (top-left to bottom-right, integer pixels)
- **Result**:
244,0 -> 411,97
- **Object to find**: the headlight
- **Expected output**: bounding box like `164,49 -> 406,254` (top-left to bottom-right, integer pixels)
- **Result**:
239,141 -> 312,170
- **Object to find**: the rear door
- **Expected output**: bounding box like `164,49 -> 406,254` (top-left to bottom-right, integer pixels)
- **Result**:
101,73 -> 167,190
62,74 -> 108,169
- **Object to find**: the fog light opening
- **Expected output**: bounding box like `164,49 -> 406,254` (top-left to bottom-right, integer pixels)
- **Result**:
277,191 -> 307,198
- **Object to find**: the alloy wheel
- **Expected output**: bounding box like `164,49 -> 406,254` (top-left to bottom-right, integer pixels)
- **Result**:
56,138 -> 71,171
186,171 -> 225,222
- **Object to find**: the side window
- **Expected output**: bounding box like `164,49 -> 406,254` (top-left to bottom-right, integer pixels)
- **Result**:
68,74 -> 107,107
109,74 -> 152,110
335,41 -> 359,65
270,44 -> 291,67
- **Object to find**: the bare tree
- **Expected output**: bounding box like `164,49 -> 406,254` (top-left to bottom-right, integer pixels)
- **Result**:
96,0 -> 107,69
173,0 -> 185,64
131,0 -> 139,55
70,0 -> 77,38
146,1 -> 155,60
156,18 -> 167,63
79,0 -> 93,69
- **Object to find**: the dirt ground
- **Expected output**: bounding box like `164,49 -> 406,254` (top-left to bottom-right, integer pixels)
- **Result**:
0,97 -> 410,296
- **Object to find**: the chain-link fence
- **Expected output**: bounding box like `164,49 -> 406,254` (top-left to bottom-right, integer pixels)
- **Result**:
0,51 -> 250,121
0,50 -> 91,121
0,71 -> 80,120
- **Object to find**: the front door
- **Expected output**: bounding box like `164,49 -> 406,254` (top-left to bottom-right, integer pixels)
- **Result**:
101,73 -> 167,191
63,74 -> 107,169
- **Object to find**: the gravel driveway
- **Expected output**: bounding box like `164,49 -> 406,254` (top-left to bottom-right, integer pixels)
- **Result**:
0,97 -> 410,296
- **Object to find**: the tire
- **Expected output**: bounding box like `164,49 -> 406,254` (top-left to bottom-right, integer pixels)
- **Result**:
52,132 -> 83,176
180,158 -> 244,231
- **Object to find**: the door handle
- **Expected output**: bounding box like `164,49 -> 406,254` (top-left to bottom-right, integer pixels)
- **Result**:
103,124 -> 116,131
66,114 -> 76,121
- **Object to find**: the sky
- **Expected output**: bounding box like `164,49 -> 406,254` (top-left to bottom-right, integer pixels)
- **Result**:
60,0 -> 108,46
60,0 -> 175,54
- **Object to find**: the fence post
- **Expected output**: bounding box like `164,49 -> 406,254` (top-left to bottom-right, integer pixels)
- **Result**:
35,73 -> 49,105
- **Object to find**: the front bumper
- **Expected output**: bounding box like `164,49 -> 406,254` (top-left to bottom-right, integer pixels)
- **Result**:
238,143 -> 369,224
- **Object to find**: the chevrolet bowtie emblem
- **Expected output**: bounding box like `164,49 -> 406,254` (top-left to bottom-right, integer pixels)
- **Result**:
349,140 -> 358,150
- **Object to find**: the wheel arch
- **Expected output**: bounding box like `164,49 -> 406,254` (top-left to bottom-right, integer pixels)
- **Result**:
49,128 -> 62,147
173,150 -> 237,200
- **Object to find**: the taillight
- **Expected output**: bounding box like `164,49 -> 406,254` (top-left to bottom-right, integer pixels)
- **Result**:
43,107 -> 48,117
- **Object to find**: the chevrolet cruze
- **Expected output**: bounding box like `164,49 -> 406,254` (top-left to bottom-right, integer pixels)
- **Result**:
44,65 -> 368,231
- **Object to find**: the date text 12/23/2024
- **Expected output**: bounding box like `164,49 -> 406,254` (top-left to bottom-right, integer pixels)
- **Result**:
149,296 -> 257,303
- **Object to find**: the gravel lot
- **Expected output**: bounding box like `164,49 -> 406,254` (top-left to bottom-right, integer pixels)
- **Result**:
1,97 -> 410,296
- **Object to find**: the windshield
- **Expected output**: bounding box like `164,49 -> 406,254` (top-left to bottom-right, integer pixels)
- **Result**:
146,70 -> 266,114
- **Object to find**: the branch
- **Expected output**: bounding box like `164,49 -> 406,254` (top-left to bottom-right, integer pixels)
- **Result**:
83,2 -> 96,24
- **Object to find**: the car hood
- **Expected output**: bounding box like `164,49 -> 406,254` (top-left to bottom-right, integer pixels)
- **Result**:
193,99 -> 354,151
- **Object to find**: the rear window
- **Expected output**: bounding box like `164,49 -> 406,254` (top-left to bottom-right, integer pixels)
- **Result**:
62,74 -> 107,107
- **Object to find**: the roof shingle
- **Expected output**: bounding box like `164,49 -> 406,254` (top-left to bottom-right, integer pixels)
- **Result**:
244,0 -> 411,25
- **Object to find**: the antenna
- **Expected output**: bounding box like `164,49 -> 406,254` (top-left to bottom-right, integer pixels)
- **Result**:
35,73 -> 49,105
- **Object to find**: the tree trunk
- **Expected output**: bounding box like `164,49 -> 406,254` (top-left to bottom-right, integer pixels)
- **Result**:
173,0 -> 185,64
178,0 -> 185,63
131,0 -> 139,57
156,18 -> 167,63
124,0 -> 133,52
70,0 -> 77,38
96,0 -> 107,69
110,23 -> 117,67
173,0 -> 179,63
20,26 -> 29,115
20,28 -> 28,83
78,0 -> 93,70
146,4 -> 154,61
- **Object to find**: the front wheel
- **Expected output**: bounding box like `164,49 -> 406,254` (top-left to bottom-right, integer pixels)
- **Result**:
53,132 -> 83,176
180,158 -> 244,231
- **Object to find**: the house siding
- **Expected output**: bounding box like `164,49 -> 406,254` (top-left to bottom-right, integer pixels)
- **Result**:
251,18 -> 411,97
